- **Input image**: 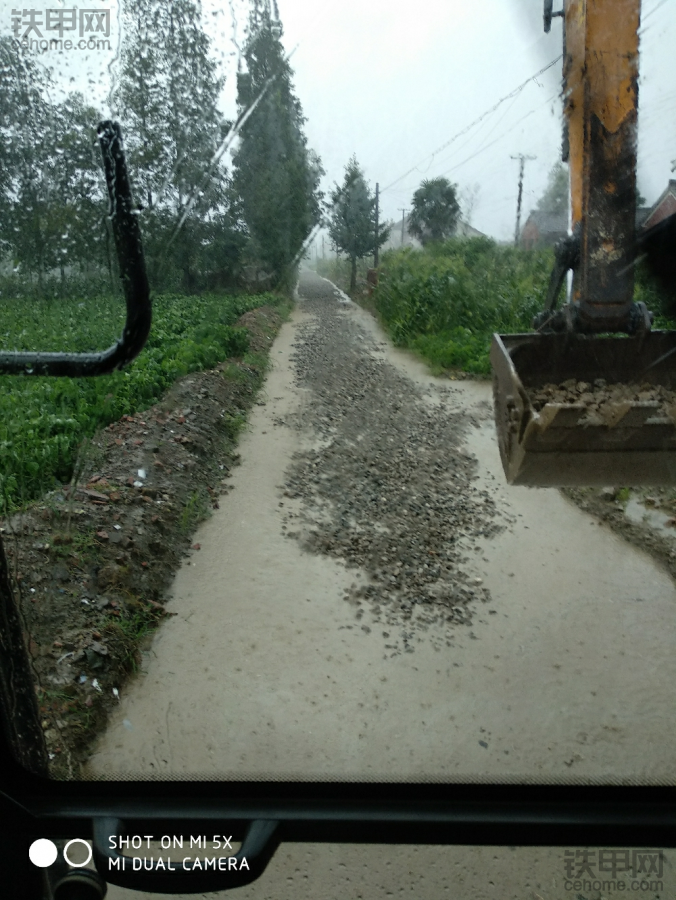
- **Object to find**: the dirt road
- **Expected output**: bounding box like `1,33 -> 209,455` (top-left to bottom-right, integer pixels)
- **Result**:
92,270 -> 676,896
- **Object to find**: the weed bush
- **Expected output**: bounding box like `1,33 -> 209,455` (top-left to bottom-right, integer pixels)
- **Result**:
374,239 -> 552,374
0,289 -> 282,509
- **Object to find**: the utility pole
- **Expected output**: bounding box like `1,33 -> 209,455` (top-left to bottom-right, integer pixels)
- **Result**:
374,182 -> 380,268
322,235 -> 325,259
399,208 -> 409,247
511,154 -> 536,246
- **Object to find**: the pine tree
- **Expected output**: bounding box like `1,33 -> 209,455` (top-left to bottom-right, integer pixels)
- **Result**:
328,156 -> 389,293
232,0 -> 323,286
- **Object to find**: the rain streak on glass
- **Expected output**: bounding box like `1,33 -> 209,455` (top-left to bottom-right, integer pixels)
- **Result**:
0,0 -> 675,806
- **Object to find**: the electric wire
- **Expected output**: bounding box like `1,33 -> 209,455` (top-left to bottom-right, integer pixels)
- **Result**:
440,93 -> 559,178
380,56 -> 562,194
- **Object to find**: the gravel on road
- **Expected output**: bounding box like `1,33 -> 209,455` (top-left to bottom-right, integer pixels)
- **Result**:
284,272 -> 503,655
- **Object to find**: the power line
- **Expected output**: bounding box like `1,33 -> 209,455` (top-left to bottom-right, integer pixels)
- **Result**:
381,55 -> 562,194
431,89 -> 524,174
642,0 -> 671,23
438,91 -> 557,178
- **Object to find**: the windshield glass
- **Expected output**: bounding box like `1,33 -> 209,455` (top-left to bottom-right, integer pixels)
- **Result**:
0,0 -> 675,792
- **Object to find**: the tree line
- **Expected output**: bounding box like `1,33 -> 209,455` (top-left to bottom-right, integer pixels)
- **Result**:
326,161 -> 465,292
325,156 -> 573,295
0,0 -> 323,297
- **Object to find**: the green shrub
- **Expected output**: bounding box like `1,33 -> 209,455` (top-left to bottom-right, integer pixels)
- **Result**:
374,237 -> 676,375
374,239 -> 552,372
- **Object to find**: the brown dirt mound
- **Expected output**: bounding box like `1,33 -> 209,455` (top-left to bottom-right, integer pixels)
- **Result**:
530,379 -> 676,420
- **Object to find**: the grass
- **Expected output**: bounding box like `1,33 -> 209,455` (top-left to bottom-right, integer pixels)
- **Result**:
105,603 -> 167,674
242,350 -> 272,372
50,529 -> 97,559
179,490 -> 207,534
221,411 -> 247,442
373,238 -> 552,375
221,362 -> 249,383
0,288 -> 287,511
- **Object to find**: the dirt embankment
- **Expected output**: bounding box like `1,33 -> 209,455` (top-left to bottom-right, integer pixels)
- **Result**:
1,305 -> 286,779
564,483 -> 676,580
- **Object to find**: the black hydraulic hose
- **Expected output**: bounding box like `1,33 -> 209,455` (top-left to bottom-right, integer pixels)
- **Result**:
0,120 -> 151,377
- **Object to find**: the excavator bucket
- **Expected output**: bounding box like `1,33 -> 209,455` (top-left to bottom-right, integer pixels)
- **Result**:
491,0 -> 676,487
491,332 -> 676,486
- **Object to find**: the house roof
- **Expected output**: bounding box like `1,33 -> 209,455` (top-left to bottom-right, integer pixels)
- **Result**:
643,180 -> 676,230
524,206 -> 651,234
636,206 -> 651,228
455,220 -> 486,238
380,216 -> 486,250
522,209 -> 568,234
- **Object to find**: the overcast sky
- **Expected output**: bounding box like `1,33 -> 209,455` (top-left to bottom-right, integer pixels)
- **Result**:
3,0 -> 675,243
260,0 -> 676,242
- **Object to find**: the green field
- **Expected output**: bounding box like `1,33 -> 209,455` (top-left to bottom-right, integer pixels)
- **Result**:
0,290 -> 283,510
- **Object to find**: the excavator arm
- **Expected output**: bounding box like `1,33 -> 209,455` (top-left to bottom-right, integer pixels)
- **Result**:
491,0 -> 676,486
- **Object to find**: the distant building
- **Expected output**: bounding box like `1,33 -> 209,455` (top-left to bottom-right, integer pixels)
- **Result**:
455,220 -> 486,239
520,204 -> 655,249
520,209 -> 568,250
642,180 -> 676,231
517,185 -> 671,250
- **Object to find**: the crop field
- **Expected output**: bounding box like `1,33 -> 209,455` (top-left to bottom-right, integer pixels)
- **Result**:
0,289 -> 283,510
373,239 -> 553,374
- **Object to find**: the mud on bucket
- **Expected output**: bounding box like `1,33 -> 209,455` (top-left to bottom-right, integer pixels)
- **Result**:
491,331 -> 676,487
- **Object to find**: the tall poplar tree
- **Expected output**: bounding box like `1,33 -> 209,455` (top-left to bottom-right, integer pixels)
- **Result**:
0,38 -> 53,287
232,0 -> 323,286
0,40 -> 104,292
114,0 -> 230,289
